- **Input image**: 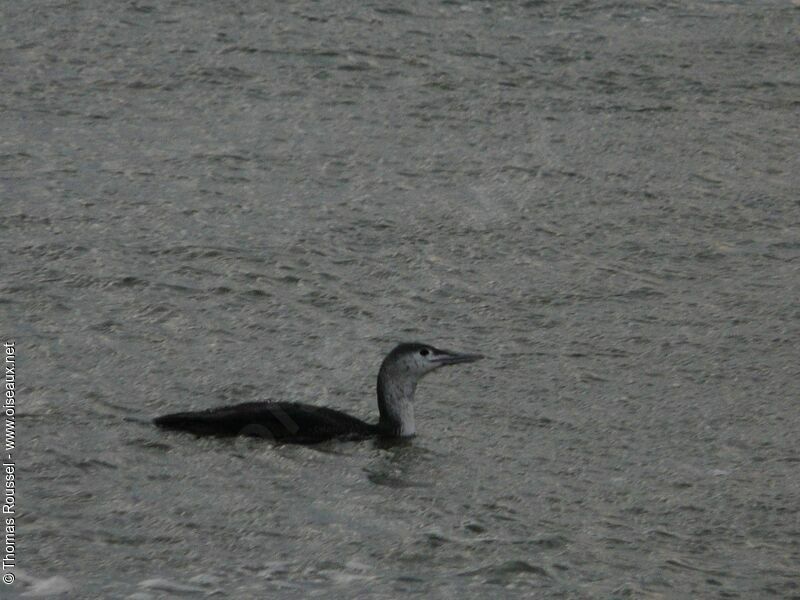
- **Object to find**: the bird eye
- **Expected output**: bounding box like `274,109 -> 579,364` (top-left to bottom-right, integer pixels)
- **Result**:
419,349 -> 429,356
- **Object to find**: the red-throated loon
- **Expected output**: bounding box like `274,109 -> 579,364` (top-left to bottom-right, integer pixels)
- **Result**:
153,342 -> 483,443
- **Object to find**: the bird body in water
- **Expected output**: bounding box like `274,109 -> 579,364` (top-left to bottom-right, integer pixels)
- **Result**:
154,342 -> 483,443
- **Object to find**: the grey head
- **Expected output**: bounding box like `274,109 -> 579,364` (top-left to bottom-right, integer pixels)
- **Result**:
376,342 -> 484,437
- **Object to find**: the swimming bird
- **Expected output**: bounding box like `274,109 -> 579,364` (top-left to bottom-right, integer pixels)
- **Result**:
154,342 -> 483,443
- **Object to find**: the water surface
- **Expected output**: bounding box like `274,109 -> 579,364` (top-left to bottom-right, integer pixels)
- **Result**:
2,1 -> 799,597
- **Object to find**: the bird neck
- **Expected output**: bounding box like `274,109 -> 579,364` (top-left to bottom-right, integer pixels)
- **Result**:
376,366 -> 417,437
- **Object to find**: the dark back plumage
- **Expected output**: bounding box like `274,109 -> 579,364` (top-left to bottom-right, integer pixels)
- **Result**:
154,401 -> 379,443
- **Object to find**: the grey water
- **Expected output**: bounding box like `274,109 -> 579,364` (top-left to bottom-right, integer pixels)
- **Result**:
2,0 -> 799,598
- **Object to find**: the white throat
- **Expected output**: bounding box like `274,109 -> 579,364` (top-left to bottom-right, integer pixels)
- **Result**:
377,369 -> 418,437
